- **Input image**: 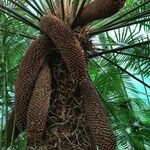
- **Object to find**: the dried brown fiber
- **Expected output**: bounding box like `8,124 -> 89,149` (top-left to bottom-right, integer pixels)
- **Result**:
79,0 -> 126,25
14,35 -> 52,131
39,15 -> 116,149
27,62 -> 52,148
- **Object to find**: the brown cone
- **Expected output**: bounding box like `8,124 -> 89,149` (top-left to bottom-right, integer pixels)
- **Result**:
14,35 -> 52,130
79,0 -> 126,25
27,62 -> 52,148
80,79 -> 116,150
39,15 -> 87,82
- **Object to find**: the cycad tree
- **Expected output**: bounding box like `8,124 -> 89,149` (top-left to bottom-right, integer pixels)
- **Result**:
0,0 -> 150,150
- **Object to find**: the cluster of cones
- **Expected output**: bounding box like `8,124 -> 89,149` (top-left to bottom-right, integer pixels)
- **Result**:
5,0 -> 125,149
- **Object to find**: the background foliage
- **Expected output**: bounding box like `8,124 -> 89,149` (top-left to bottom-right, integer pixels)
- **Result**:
0,0 -> 150,149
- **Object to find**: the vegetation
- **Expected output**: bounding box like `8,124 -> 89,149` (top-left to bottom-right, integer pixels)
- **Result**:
0,0 -> 150,149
